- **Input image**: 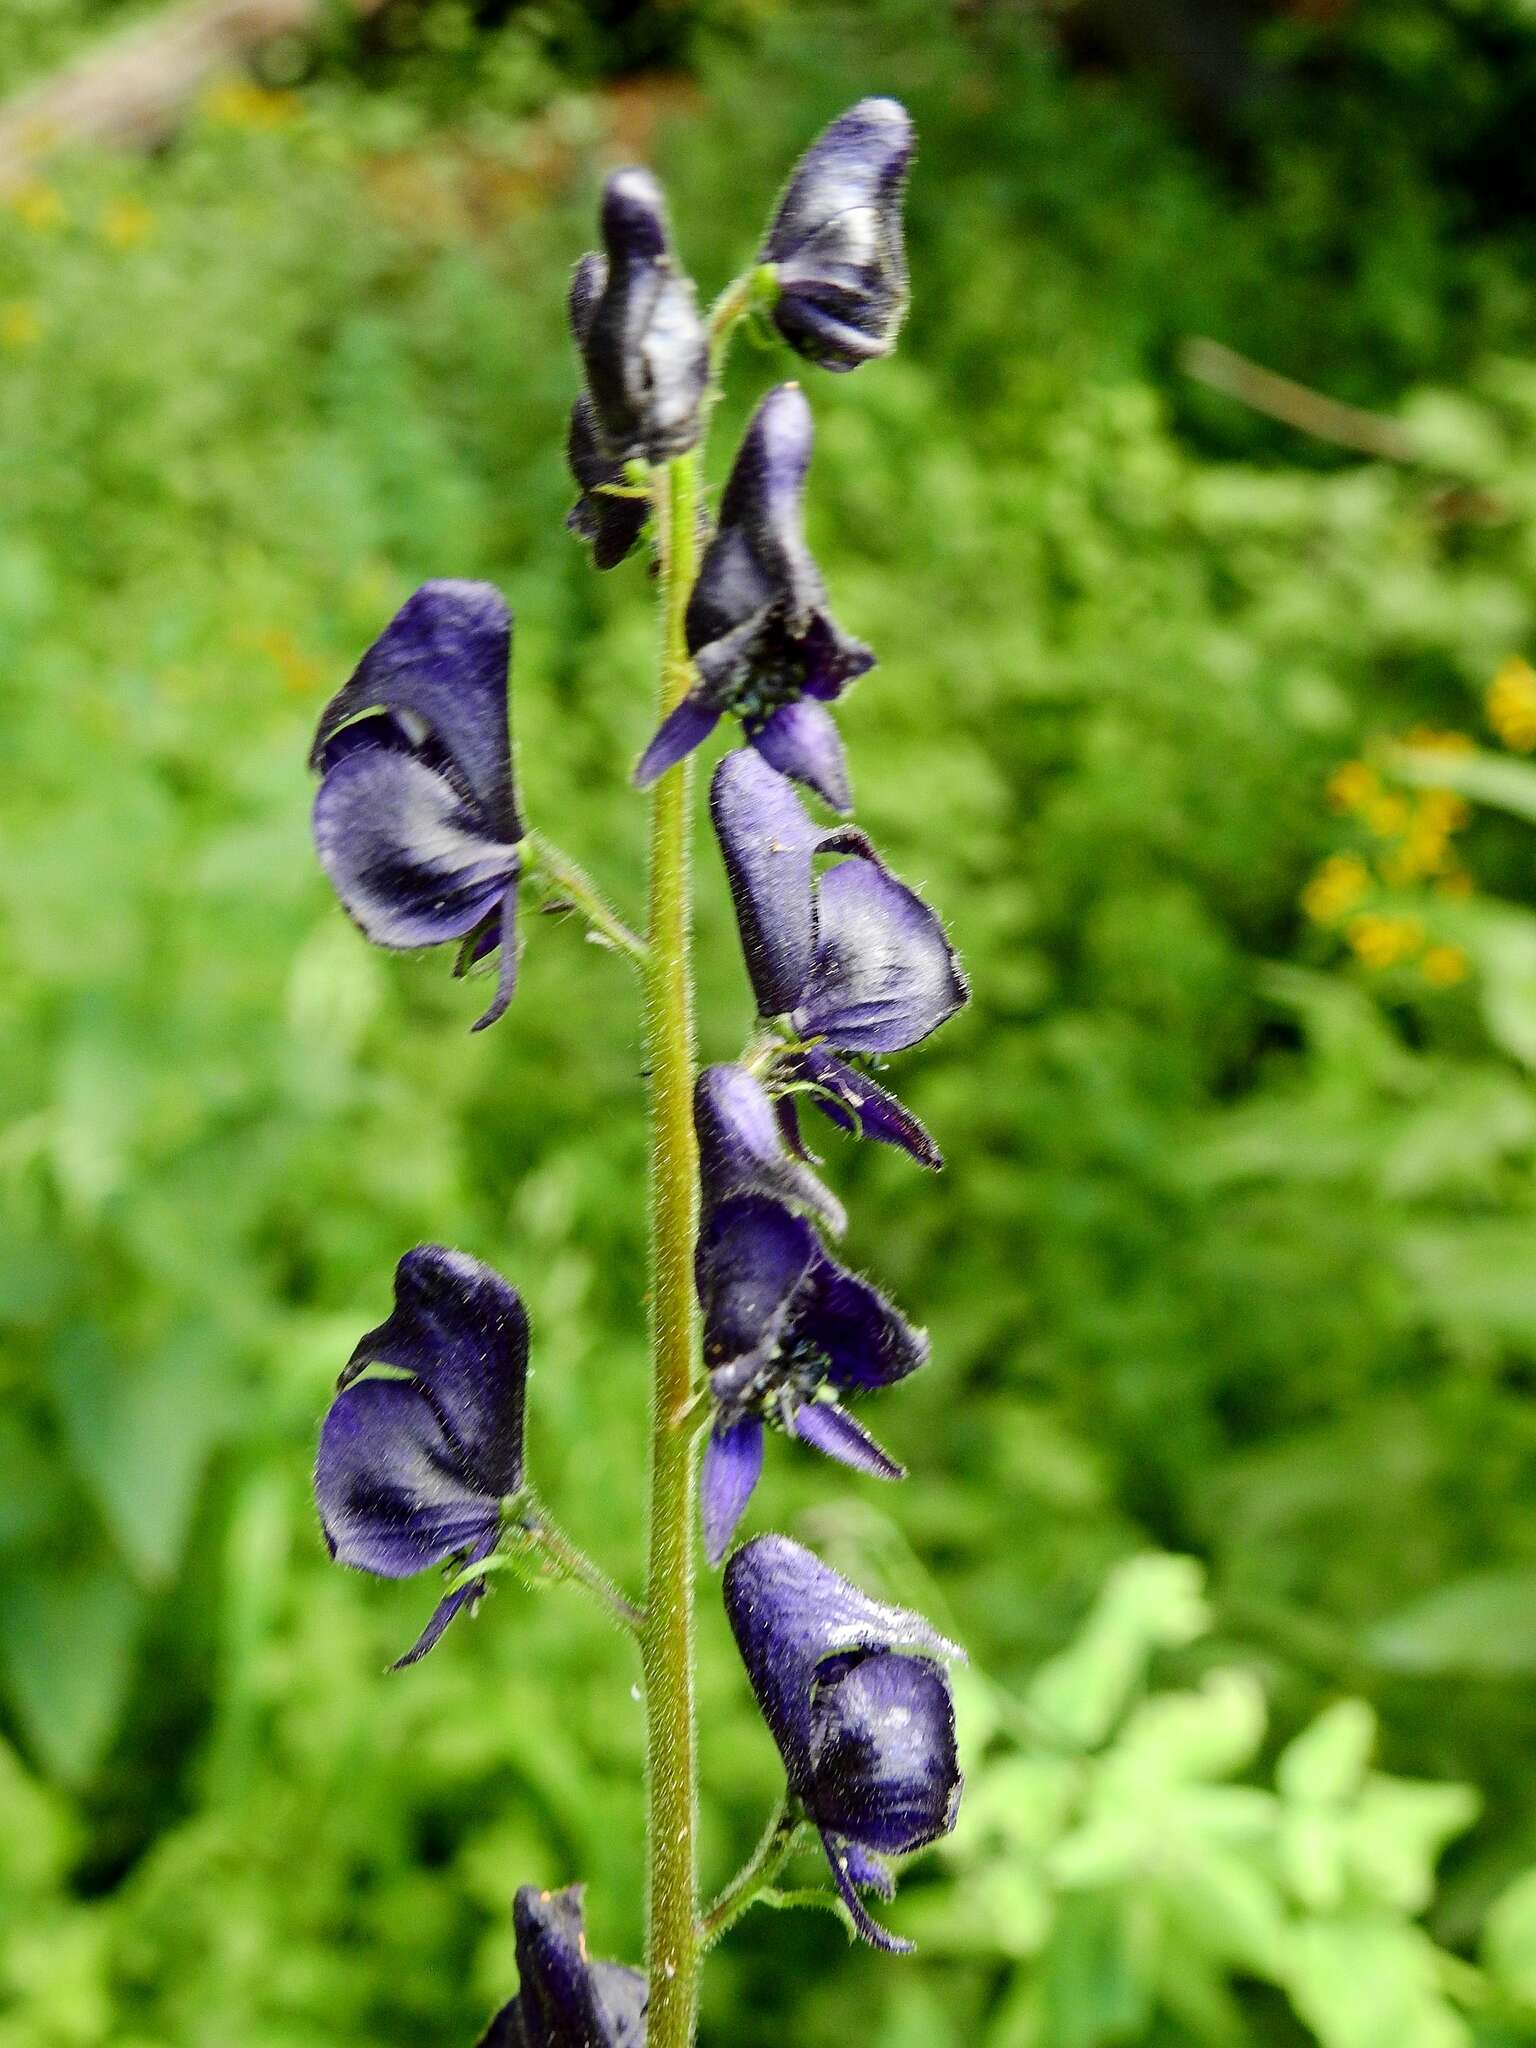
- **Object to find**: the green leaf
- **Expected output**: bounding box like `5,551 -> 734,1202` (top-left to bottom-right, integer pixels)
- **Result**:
1389,744 -> 1536,827
1025,1554 -> 1210,1749
1040,1889 -> 1153,2048
1367,1571 -> 1536,1676
1278,1700 -> 1377,1806
0,1561 -> 142,1782
1482,1868 -> 1536,2009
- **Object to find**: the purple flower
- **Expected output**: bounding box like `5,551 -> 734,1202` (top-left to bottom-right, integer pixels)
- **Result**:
477,1886 -> 646,2048
696,1061 -> 845,1237
760,98 -> 913,373
633,385 -> 872,808
710,748 -> 968,1169
310,581 -> 523,1032
697,1193 -> 926,1564
313,1245 -> 527,1668
723,1534 -> 962,1951
565,393 -> 649,572
571,168 -> 708,470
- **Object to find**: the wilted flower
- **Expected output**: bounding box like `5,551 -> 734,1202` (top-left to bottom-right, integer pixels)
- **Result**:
698,1193 -> 925,1563
711,749 -> 968,1168
477,1885 -> 646,2048
696,1061 -> 845,1236
314,1245 -> 527,1667
723,1534 -> 962,1951
310,581 -> 524,1031
759,98 -> 913,373
571,168 -> 708,469
635,384 -> 871,807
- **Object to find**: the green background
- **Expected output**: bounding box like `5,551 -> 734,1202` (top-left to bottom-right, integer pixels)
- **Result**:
8,2 -> 1536,2042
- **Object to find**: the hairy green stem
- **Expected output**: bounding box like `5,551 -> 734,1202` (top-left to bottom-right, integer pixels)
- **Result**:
522,830 -> 650,969
517,1492 -> 644,1632
640,448 -> 704,2048
700,1798 -> 802,1947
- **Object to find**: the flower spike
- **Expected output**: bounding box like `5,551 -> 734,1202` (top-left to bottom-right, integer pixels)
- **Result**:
314,1246 -> 528,1667
760,98 -> 914,373
478,1885 -> 647,2047
573,169 -> 708,469
634,385 -> 872,805
709,749 -> 968,1166
696,1193 -> 926,1563
310,581 -> 524,1030
723,1535 -> 963,1950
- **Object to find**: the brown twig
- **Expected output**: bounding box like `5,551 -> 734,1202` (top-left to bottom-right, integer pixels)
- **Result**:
1178,334 -> 1420,463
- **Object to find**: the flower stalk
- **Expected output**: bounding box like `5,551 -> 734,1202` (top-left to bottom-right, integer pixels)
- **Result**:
700,1796 -> 803,1946
639,446 -> 705,2048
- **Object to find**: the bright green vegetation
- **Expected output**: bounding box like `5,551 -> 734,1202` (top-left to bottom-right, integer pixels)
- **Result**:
9,3 -> 1536,2043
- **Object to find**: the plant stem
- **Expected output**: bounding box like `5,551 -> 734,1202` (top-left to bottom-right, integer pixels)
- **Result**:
707,269 -> 757,379
519,1493 -> 645,1632
640,447 -> 704,2048
522,830 -> 650,969
700,1797 -> 802,1947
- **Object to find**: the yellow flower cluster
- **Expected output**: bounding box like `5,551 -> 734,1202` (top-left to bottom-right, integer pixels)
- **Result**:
7,183 -> 67,234
4,179 -> 157,251
1306,738 -> 1473,991
204,80 -> 301,131
1487,656 -> 1536,752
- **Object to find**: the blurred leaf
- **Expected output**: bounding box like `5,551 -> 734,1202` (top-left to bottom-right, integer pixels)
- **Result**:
1368,1572 -> 1536,1677
1279,1700 -> 1377,1807
0,1561 -> 142,1782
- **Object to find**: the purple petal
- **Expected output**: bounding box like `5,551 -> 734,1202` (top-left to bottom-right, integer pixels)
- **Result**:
695,1062 -> 845,1235
750,699 -> 852,812
701,1415 -> 765,1566
786,1046 -> 944,1169
722,1533 -> 960,1805
391,1524 -> 497,1670
314,1378 -> 498,1579
310,581 -> 520,842
504,1885 -> 648,2048
793,1251 -> 928,1391
840,1840 -> 896,1898
312,736 -> 518,950
566,394 -> 649,571
579,168 -> 707,465
634,695 -> 722,789
819,1828 -> 914,1953
339,1246 -> 528,1498
791,1401 -> 905,1480
709,750 -> 857,1015
697,1195 -> 818,1379
567,252 -> 606,352
809,1650 -> 962,1856
470,887 -> 521,1034
797,856 -> 969,1053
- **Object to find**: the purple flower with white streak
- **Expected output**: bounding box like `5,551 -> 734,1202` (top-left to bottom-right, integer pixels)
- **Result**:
634,384 -> 872,809
696,1190 -> 925,1565
723,1534 -> 962,1951
696,1061 -> 846,1237
760,98 -> 913,373
572,168 -> 708,470
710,748 -> 968,1169
314,1245 -> 527,1668
310,581 -> 524,1032
477,1885 -> 646,2048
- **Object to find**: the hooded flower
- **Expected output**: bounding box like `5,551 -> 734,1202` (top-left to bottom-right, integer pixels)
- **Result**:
759,98 -> 913,373
697,1193 -> 926,1563
696,1061 -> 846,1237
477,1885 -> 646,2048
314,1245 -> 527,1668
723,1534 -> 963,1951
310,581 -> 523,1031
571,168 -> 708,470
633,384 -> 872,808
710,748 -> 968,1169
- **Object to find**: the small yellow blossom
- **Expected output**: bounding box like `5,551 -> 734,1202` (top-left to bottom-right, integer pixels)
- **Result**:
205,80 -> 300,131
1414,788 -> 1470,836
8,183 -> 66,234
1364,792 -> 1411,840
1421,944 -> 1470,988
1488,657 -> 1536,753
1402,726 -> 1474,755
99,196 -> 155,249
1302,852 -> 1370,926
1436,869 -> 1475,900
0,301 -> 42,350
1346,913 -> 1424,971
1326,760 -> 1379,813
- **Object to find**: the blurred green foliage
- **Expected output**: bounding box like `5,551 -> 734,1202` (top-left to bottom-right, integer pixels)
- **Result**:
9,0 -> 1536,2042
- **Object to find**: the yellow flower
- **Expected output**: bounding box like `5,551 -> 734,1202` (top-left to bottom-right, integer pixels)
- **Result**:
1364,792 -> 1411,840
1346,913 -> 1424,971
205,80 -> 300,131
1436,869 -> 1475,900
1326,760 -> 1378,814
8,183 -> 66,234
99,196 -> 154,249
1414,788 -> 1470,836
1487,657 -> 1536,753
1421,944 -> 1470,989
1302,852 -> 1370,926
0,301 -> 42,350
1402,726 -> 1474,755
